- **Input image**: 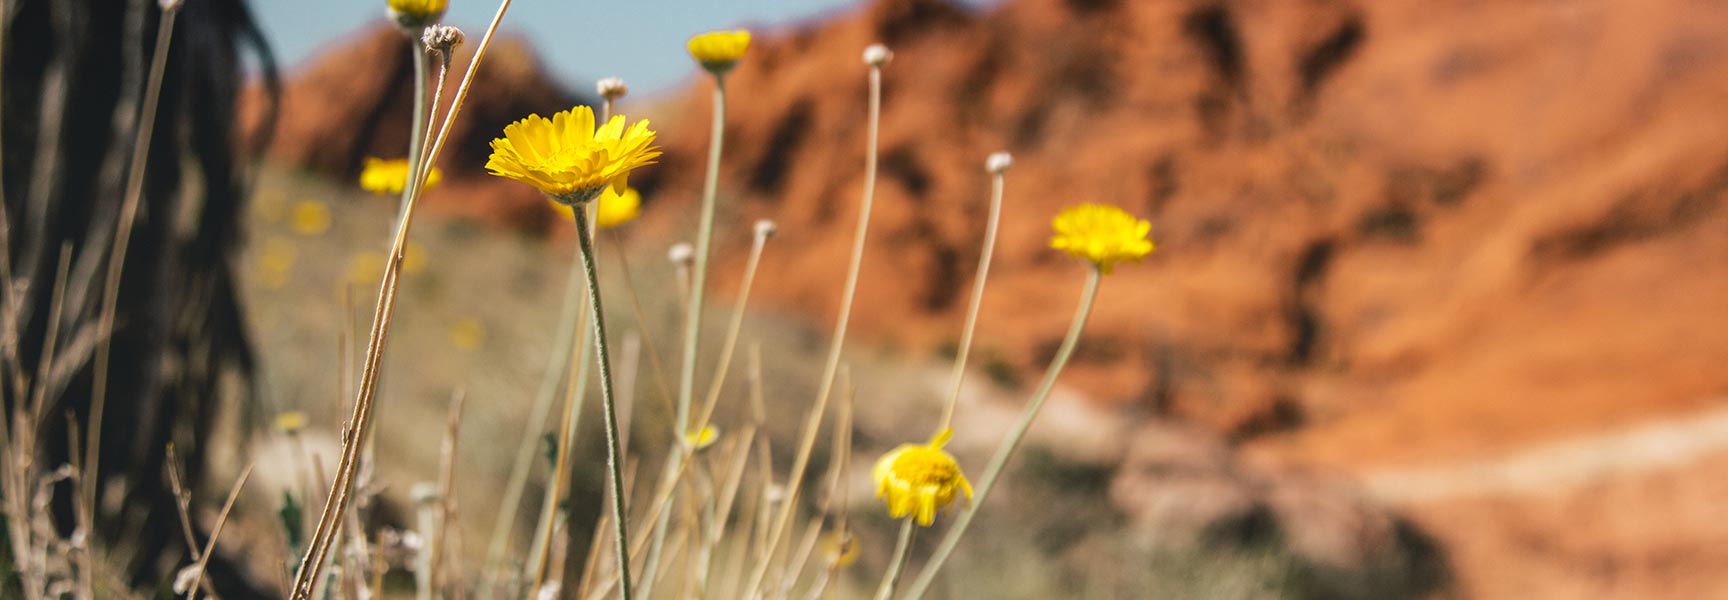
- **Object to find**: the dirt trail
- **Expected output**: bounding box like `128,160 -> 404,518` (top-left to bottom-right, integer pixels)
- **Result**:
1355,399 -> 1728,504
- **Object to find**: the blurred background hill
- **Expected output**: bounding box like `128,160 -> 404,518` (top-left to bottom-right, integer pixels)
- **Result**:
237,0 -> 1728,597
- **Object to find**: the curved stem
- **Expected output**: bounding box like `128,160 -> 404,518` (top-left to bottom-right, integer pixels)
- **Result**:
679,76 -> 727,433
87,1 -> 179,528
744,60 -> 885,599
689,231 -> 769,444
874,520 -> 916,600
902,267 -> 1102,600
395,46 -> 428,226
937,169 -> 1007,431
574,206 -> 635,600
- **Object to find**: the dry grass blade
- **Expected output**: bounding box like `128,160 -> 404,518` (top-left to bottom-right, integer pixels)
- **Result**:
178,464 -> 255,600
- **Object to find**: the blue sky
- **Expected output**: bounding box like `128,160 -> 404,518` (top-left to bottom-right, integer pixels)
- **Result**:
252,0 -> 992,95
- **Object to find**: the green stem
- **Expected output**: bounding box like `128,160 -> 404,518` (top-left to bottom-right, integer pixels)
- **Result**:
680,75 -> 726,433
874,520 -> 916,600
646,71 -> 728,600
937,168 -> 1007,432
574,205 -> 635,600
902,266 -> 1102,600
396,46 -> 429,226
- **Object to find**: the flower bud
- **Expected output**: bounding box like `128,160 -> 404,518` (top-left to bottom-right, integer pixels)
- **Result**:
986,152 -> 1013,175
863,44 -> 893,68
596,77 -> 629,101
667,242 -> 695,266
753,219 -> 778,240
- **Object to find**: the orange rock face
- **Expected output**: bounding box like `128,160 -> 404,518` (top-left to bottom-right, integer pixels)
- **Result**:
635,0 -> 1728,467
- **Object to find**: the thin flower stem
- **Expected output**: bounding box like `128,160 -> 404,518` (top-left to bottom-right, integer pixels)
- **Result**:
86,0 -> 179,532
901,266 -> 1103,600
874,520 -> 916,600
744,57 -> 886,599
937,169 -> 1007,432
528,285 -> 593,591
649,71 -> 729,600
289,2 -> 514,595
681,74 -> 726,434
395,45 -> 429,227
573,205 -> 636,600
689,230 -> 770,444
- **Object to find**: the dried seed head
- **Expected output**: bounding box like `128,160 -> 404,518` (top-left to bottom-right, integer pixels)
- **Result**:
668,242 -> 695,266
863,44 -> 893,67
422,25 -> 464,56
986,152 -> 1014,174
753,219 -> 778,240
410,482 -> 440,506
596,77 -> 629,101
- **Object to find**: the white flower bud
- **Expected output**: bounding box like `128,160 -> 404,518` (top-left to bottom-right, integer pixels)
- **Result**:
596,77 -> 629,101
863,44 -> 892,68
667,242 -> 695,266
986,152 -> 1013,174
753,219 -> 778,240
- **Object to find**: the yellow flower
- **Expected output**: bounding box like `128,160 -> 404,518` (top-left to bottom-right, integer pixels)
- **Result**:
387,0 -> 446,27
685,425 -> 720,451
821,531 -> 860,568
873,428 -> 972,526
1049,203 -> 1155,274
687,30 -> 751,73
289,200 -> 332,236
449,317 -> 485,351
485,106 -> 660,204
359,157 -> 442,196
346,251 -> 386,287
256,237 -> 296,290
275,411 -> 307,434
550,186 -> 642,229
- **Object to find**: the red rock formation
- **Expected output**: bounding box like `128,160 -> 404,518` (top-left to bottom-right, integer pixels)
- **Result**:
636,0 -> 1728,469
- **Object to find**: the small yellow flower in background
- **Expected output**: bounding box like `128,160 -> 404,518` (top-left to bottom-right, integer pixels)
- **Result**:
821,531 -> 860,568
359,157 -> 442,196
275,411 -> 307,434
1049,203 -> 1155,274
873,428 -> 973,526
386,0 -> 446,28
402,241 -> 428,275
685,425 -> 720,450
256,237 -> 296,290
687,30 -> 751,73
289,200 -> 332,236
549,186 -> 642,229
485,106 -> 661,204
449,317 -> 486,351
346,251 -> 387,287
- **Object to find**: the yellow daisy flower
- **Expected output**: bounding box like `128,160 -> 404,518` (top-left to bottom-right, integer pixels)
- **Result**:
449,317 -> 486,351
275,411 -> 307,434
359,157 -> 442,196
821,531 -> 860,568
387,0 -> 446,28
255,237 -> 296,290
485,106 -> 660,204
550,186 -> 642,229
685,425 -> 720,451
873,428 -> 973,526
688,30 -> 751,73
1049,203 -> 1155,274
289,200 -> 332,236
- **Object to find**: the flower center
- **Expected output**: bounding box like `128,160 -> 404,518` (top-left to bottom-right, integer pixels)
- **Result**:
891,447 -> 960,487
